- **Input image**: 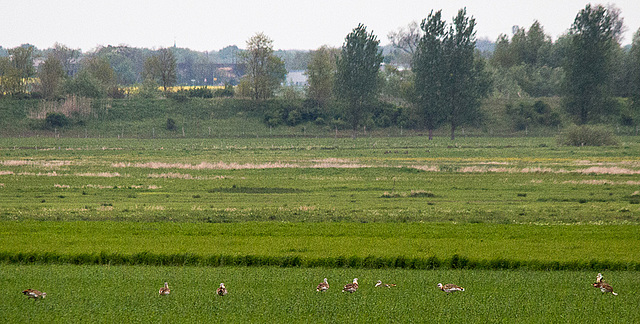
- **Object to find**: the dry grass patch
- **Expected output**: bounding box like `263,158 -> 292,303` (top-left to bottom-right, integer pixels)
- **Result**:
75,172 -> 122,177
574,167 -> 640,175
0,160 -> 74,167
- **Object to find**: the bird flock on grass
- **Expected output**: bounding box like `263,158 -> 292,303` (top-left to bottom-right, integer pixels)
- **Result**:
21,272 -> 620,300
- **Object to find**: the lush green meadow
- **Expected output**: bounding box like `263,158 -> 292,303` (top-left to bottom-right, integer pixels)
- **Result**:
2,265 -> 639,323
1,137 -> 639,224
1,136 -> 639,321
1,221 -> 639,270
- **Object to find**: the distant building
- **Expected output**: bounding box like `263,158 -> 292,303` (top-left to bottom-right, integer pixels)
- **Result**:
285,70 -> 308,87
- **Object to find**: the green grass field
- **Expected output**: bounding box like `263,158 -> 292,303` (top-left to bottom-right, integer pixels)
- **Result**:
1,136 -> 639,322
2,265 -> 639,323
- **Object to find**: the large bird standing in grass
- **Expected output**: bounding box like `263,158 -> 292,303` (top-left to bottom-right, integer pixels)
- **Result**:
159,282 -> 170,296
217,283 -> 228,296
593,273 -> 618,295
438,283 -> 465,293
342,278 -> 358,293
316,278 -> 329,292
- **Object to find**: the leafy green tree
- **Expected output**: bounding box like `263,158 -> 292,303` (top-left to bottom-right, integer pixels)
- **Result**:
335,24 -> 384,138
413,10 -> 447,140
563,4 -> 622,124
50,43 -> 80,76
442,8 -> 491,140
143,48 -> 177,93
630,28 -> 640,119
4,45 -> 36,95
63,70 -> 104,98
306,45 -> 338,109
83,56 -> 116,90
239,33 -> 286,101
38,55 -> 66,99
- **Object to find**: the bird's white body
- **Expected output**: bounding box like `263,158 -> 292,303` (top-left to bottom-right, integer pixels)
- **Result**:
316,278 -> 329,292
342,278 -> 359,293
159,282 -> 170,296
217,283 -> 228,296
438,283 -> 464,293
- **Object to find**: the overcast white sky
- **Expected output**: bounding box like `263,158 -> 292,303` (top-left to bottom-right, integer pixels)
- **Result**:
1,0 -> 639,52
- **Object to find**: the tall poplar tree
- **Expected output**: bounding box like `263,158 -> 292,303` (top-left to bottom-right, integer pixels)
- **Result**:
564,4 -> 622,124
335,24 -> 383,138
413,10 -> 446,140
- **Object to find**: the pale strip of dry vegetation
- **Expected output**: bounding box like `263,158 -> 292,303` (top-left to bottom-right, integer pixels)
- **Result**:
1,160 -> 74,167
561,180 -> 640,185
75,172 -> 121,177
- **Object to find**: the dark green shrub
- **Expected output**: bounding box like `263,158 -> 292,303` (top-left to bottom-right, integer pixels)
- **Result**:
558,125 -> 618,146
166,118 -> 177,131
45,112 -> 70,128
214,83 -> 234,97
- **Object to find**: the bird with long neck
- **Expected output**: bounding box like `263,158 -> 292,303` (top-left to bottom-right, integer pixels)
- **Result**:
438,283 -> 465,293
159,282 -> 170,296
217,283 -> 228,296
342,278 -> 359,293
316,278 -> 329,292
375,280 -> 396,288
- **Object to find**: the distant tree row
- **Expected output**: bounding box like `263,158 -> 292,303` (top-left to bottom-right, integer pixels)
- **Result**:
2,4 -> 640,137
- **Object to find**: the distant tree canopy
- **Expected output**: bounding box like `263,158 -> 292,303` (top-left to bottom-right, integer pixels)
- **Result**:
563,4 -> 623,124
38,55 -> 66,99
335,23 -> 384,138
631,28 -> 640,112
143,48 -> 177,92
413,8 -> 491,140
0,45 -> 36,96
239,33 -> 286,101
413,10 -> 447,140
305,45 -> 338,108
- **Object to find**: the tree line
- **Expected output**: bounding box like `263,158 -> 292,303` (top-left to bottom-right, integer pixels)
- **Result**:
1,4 -> 640,139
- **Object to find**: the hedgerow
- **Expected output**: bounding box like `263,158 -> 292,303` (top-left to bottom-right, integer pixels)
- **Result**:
2,252 -> 638,271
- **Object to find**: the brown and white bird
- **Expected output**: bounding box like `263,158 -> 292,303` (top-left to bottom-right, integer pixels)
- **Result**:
342,278 -> 359,293
593,282 -> 618,295
438,283 -> 465,293
316,278 -> 329,292
22,289 -> 46,300
217,283 -> 228,296
596,273 -> 604,284
375,280 -> 396,288
159,282 -> 170,296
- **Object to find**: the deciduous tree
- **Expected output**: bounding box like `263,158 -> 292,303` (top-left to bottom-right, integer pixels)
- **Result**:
442,8 -> 491,140
38,55 -> 66,99
335,24 -> 383,138
306,45 -> 338,109
413,10 -> 447,140
563,4 -> 623,124
144,48 -> 177,93
239,33 -> 286,101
